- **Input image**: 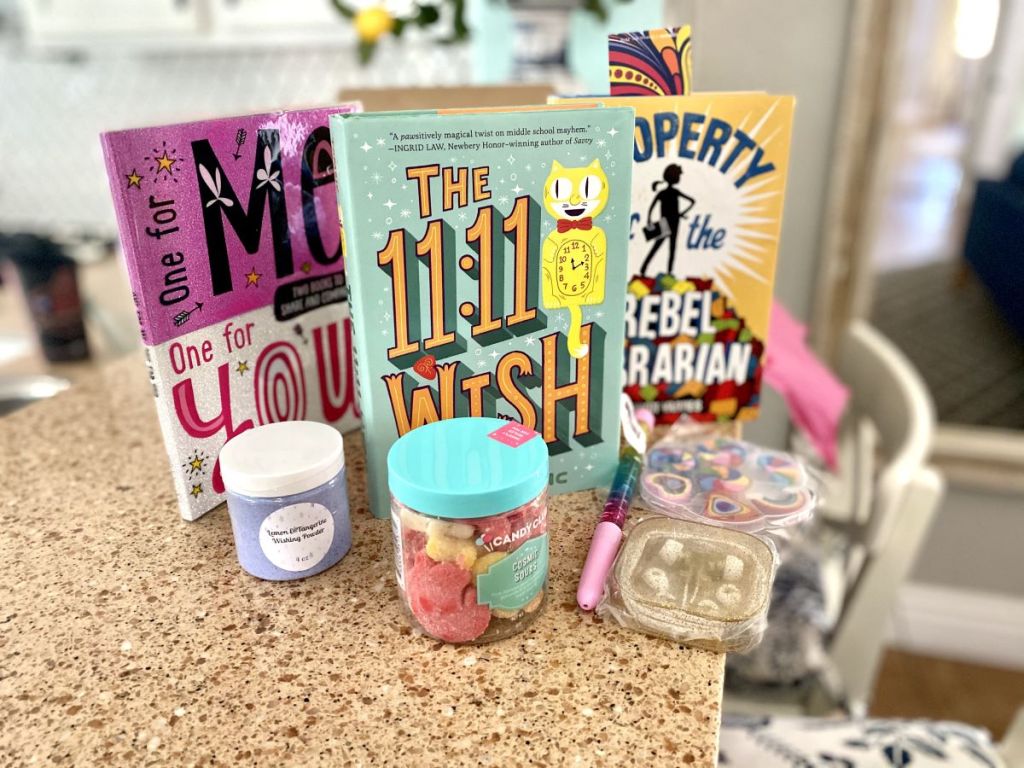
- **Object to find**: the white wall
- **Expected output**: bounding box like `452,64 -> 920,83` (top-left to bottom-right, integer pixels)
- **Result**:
913,484 -> 1024,595
895,0 -> 960,124
970,0 -> 1024,175
0,38 -> 473,236
893,483 -> 1024,668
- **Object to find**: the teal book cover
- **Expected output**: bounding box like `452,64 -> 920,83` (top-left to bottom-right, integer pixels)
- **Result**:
331,105 -> 635,518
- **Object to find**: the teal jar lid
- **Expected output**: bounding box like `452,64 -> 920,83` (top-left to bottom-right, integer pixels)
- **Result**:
387,417 -> 549,519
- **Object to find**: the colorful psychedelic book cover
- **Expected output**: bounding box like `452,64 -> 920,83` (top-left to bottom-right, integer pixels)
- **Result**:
609,25 -> 693,97
101,105 -> 362,521
331,104 -> 635,518
556,92 -> 795,424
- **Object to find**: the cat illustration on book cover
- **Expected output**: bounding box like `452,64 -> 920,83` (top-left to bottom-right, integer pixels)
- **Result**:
541,158 -> 609,358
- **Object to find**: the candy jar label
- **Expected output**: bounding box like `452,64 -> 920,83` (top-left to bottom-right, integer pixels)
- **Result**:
258,502 -> 334,572
476,533 -> 549,611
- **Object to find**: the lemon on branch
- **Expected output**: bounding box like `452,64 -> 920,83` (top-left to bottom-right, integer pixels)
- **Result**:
354,5 -> 396,43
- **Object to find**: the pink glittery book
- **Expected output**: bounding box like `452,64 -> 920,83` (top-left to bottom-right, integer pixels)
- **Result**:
101,105 -> 362,521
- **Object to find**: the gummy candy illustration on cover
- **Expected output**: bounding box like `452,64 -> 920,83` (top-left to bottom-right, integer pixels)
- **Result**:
541,159 -> 609,358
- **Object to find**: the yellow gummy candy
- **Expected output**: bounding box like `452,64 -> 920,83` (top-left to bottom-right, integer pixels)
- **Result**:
426,519 -> 475,540
426,534 -> 478,569
398,505 -> 430,533
473,551 -> 507,576
492,588 -> 544,620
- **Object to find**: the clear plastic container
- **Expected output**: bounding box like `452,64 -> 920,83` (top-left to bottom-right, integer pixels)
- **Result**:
387,418 -> 550,644
599,516 -> 778,652
640,435 -> 816,533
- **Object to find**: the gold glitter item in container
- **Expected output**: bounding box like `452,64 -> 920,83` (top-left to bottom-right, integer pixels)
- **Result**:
601,517 -> 777,652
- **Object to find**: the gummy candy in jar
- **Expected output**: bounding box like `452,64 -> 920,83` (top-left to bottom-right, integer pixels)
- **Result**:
387,418 -> 550,644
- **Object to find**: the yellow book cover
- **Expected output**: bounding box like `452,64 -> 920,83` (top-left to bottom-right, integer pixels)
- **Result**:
554,92 -> 795,423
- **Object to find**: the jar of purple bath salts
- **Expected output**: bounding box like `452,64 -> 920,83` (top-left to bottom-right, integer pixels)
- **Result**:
219,421 -> 351,580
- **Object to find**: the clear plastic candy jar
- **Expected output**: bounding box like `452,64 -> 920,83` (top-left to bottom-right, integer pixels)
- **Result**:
387,418 -> 549,644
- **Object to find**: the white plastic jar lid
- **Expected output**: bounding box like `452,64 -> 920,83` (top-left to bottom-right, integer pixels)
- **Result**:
219,421 -> 345,499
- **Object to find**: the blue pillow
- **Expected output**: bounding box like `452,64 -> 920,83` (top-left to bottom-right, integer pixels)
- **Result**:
1009,152 -> 1024,187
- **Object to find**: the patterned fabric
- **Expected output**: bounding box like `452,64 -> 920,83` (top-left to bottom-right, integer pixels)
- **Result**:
719,717 -> 1005,768
726,532 -> 834,689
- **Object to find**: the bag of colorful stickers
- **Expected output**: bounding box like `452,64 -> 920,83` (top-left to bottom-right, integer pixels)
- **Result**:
640,434 -> 816,532
597,428 -> 815,652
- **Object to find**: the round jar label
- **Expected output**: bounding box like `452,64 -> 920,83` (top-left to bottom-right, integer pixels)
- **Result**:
259,503 -> 335,572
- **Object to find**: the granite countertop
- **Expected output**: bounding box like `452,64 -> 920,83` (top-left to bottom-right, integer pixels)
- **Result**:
0,356 -> 724,767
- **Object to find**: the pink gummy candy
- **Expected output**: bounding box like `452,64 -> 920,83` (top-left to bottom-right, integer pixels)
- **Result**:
520,500 -> 548,532
508,503 -> 547,544
477,500 -> 547,552
402,528 -> 427,573
406,551 -> 491,643
475,515 -> 512,550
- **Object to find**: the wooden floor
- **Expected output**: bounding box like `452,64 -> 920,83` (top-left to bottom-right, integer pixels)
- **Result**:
870,649 -> 1024,740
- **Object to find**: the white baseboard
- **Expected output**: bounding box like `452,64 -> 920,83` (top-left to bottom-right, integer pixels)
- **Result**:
889,583 -> 1024,669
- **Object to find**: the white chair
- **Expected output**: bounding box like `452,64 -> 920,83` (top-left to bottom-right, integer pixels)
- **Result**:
827,320 -> 946,713
726,320 -> 945,716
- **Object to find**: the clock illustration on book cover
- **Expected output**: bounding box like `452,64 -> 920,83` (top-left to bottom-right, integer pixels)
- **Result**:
555,239 -> 596,297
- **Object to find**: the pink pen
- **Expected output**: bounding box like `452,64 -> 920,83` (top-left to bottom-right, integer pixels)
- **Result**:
577,409 -> 655,611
